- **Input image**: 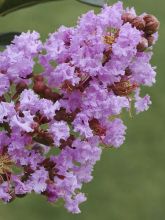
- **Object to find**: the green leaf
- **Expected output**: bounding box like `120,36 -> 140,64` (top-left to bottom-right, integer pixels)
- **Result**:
0,0 -> 62,16
0,0 -> 104,16
0,32 -> 21,46
77,0 -> 104,7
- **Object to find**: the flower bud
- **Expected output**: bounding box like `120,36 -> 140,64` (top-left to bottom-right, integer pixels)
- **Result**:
33,81 -> 46,94
44,87 -> 53,99
143,14 -> 160,34
16,82 -> 27,93
132,16 -> 146,30
146,35 -> 155,47
122,13 -> 135,24
34,75 -> 44,82
52,93 -> 62,102
0,96 -> 5,102
137,37 -> 148,52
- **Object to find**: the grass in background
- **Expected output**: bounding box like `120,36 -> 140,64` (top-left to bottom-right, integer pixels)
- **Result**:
0,0 -> 165,219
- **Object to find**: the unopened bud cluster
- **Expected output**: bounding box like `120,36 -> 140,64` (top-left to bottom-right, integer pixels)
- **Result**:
122,12 -> 159,52
0,2 -> 159,213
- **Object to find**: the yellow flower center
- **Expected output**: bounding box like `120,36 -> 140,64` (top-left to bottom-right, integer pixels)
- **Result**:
104,35 -> 115,45
0,154 -> 13,174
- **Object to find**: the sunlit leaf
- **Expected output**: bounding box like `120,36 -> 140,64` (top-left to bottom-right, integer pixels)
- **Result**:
0,0 -> 105,16
0,0 -> 62,16
77,0 -> 105,7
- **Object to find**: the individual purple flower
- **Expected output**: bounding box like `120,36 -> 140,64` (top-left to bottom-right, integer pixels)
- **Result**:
1,49 -> 34,83
0,183 -> 12,202
46,63 -> 80,88
26,167 -> 48,193
19,89 -> 40,113
0,73 -> 10,96
105,23 -> 141,78
65,193 -> 86,214
103,119 -> 127,148
49,121 -> 70,146
39,99 -> 60,119
8,129 -> 32,166
130,53 -> 156,86
135,95 -> 151,114
0,31 -> 42,83
12,175 -> 31,195
73,113 -> 93,138
72,138 -> 101,165
135,89 -> 152,113
12,31 -> 42,56
99,2 -> 124,29
60,90 -> 82,112
10,110 -> 35,132
0,102 -> 15,123
43,26 -> 74,65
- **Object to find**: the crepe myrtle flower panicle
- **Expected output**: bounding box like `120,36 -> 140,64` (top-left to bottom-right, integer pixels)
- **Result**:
0,1 -> 159,214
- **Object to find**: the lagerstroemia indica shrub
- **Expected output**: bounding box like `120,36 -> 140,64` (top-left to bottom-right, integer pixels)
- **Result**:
0,1 -> 160,213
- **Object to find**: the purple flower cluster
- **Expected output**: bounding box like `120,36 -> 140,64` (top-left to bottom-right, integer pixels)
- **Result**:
0,2 -> 159,213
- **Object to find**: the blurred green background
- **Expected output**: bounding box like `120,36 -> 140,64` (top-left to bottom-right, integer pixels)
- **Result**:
0,0 -> 164,219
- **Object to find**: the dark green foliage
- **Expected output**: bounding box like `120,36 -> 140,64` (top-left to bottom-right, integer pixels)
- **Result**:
0,32 -> 21,45
0,0 -> 62,16
0,0 -> 102,16
77,0 -> 104,7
